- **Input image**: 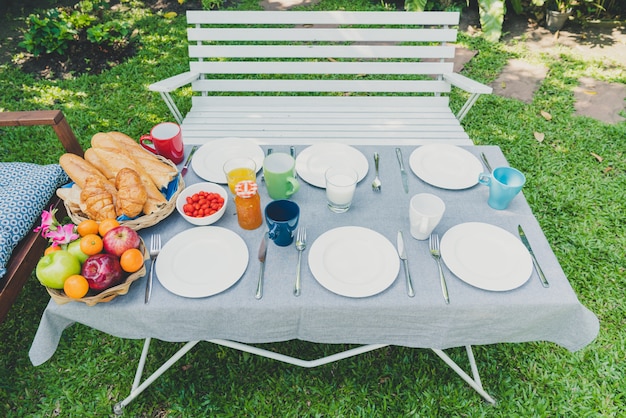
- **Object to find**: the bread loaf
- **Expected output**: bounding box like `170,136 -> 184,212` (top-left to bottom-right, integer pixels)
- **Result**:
90,147 -> 167,213
93,132 -> 178,189
59,153 -> 118,198
115,168 -> 147,218
80,175 -> 117,220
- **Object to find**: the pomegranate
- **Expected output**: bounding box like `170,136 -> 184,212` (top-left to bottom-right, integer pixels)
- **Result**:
81,253 -> 124,291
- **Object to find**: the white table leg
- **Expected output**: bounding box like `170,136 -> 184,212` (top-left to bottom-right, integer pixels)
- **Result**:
113,340 -> 200,415
431,346 -> 496,404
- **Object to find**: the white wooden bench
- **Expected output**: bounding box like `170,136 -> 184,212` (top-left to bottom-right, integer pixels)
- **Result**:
149,11 -> 492,146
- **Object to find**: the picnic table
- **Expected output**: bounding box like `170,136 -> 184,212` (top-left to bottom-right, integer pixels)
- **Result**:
29,144 -> 599,412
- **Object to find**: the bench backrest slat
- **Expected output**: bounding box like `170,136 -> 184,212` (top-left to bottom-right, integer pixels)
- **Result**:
186,10 -> 460,25
188,28 -> 458,43
190,61 -> 454,75
189,45 -> 456,59
193,79 -> 451,93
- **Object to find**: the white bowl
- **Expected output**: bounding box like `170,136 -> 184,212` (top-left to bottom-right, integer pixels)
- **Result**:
176,182 -> 228,225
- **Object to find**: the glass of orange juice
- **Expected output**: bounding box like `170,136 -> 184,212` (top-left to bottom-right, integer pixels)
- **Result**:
223,158 -> 257,194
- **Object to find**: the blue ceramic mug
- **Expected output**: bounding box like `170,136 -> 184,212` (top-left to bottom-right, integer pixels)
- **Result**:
265,200 -> 300,246
478,167 -> 526,210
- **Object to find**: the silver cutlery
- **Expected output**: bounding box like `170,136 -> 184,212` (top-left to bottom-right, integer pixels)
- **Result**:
518,225 -> 549,288
371,152 -> 381,192
255,233 -> 268,299
145,234 -> 161,304
429,233 -> 450,304
480,152 -> 493,173
294,227 -> 307,296
396,231 -> 415,297
395,148 -> 408,193
180,145 -> 198,177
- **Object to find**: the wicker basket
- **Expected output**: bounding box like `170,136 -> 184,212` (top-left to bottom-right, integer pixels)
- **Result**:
47,238 -> 149,306
63,155 -> 184,230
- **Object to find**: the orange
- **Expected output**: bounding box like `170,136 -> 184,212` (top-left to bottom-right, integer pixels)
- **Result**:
120,248 -> 144,273
44,245 -> 62,255
98,218 -> 120,237
77,219 -> 99,237
80,234 -> 103,255
64,274 -> 89,299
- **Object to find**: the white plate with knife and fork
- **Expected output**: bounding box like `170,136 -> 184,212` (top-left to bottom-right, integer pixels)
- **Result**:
440,222 -> 533,291
156,227 -> 249,298
308,226 -> 399,297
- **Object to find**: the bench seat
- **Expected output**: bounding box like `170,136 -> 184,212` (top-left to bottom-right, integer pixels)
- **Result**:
149,11 -> 492,146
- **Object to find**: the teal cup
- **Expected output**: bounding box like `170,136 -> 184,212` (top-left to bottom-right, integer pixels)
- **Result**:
478,167 -> 526,210
265,200 -> 300,246
263,153 -> 300,200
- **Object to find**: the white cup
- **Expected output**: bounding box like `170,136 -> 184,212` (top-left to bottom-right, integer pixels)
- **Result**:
409,193 -> 445,240
325,167 -> 358,213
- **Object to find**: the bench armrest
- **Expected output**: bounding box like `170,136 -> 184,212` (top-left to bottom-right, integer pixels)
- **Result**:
443,73 -> 492,121
148,71 -> 200,93
148,72 -> 200,124
443,73 -> 493,95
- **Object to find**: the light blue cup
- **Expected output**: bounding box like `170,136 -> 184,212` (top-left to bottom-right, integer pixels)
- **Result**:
478,167 -> 526,210
265,200 -> 300,246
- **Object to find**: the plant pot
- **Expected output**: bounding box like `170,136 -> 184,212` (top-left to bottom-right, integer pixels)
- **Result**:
546,9 -> 572,32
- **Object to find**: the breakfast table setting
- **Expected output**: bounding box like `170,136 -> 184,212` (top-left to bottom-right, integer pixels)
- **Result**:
28,139 -> 599,409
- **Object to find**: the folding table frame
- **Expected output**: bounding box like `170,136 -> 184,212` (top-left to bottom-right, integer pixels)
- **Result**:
113,338 -> 495,414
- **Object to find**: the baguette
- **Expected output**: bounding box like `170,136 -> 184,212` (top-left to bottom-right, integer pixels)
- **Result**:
94,131 -> 178,189
90,147 -> 167,214
84,147 -> 115,180
59,153 -> 117,198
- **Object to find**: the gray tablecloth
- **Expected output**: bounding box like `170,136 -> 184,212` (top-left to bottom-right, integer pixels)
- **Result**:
29,145 -> 599,366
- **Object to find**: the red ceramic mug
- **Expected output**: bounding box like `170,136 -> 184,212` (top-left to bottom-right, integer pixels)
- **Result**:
140,122 -> 184,164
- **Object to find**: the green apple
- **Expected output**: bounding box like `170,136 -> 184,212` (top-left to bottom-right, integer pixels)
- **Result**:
67,239 -> 90,264
36,250 -> 81,289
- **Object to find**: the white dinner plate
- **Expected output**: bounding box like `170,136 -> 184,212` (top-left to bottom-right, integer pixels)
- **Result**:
409,144 -> 483,190
156,226 -> 249,298
191,138 -> 264,183
308,226 -> 400,297
295,143 -> 369,188
440,222 -> 533,291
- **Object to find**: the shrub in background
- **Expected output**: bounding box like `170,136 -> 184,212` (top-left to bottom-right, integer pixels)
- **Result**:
19,0 -> 132,57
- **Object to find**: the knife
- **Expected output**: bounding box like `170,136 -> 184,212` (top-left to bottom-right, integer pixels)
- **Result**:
396,231 -> 415,297
180,145 -> 198,177
480,152 -> 493,173
395,148 -> 408,193
255,232 -> 268,299
518,225 -> 550,288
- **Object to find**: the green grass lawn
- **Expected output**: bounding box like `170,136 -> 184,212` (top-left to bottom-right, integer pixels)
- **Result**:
1,0 -> 625,416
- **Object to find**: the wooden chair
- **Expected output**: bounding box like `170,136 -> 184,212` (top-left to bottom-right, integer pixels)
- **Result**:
0,110 -> 83,324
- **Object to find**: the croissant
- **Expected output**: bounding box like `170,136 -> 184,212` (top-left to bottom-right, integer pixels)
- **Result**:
80,175 -> 117,221
115,168 -> 147,218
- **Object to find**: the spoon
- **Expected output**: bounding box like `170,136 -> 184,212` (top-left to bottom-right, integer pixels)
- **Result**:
371,152 -> 381,192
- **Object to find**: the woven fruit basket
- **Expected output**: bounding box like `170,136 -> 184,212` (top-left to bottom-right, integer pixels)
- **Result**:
63,156 -> 184,230
46,238 -> 149,306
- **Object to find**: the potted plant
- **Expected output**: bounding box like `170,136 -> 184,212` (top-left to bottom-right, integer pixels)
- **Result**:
545,0 -> 575,31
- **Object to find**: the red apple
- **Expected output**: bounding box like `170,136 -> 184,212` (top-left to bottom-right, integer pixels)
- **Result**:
81,253 -> 124,291
102,225 -> 140,257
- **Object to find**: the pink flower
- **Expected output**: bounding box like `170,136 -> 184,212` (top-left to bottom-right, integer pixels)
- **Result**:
33,207 -> 59,237
45,224 -> 79,246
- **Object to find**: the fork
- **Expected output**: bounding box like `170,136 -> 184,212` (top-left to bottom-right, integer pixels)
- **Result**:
294,227 -> 307,296
145,234 -> 161,304
429,233 -> 450,304
371,152 -> 381,192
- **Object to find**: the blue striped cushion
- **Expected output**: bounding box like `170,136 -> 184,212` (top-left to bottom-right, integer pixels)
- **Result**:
0,162 -> 69,279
